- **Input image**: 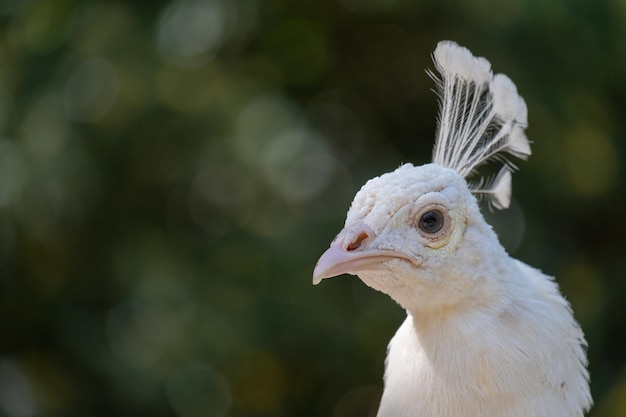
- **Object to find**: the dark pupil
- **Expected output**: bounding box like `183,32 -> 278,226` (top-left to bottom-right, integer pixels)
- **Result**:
419,210 -> 444,234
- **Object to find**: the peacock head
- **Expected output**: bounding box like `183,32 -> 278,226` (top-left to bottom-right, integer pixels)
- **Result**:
312,163 -> 503,313
313,41 -> 530,314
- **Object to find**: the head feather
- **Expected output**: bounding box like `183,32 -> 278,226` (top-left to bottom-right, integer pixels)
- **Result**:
469,167 -> 512,211
429,41 -> 531,209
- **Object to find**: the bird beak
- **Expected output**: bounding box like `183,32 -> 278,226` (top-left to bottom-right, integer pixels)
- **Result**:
312,224 -> 417,285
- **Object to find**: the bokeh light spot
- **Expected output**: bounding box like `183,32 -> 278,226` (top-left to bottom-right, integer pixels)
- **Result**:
64,58 -> 118,123
0,359 -> 36,417
157,0 -> 227,67
260,127 -> 335,203
20,92 -> 68,163
233,95 -> 337,204
234,95 -> 301,165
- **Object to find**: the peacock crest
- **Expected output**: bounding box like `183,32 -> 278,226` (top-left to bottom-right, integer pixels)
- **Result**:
429,41 -> 531,210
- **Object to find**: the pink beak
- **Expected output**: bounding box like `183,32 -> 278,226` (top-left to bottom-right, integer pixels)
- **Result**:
312,223 -> 417,285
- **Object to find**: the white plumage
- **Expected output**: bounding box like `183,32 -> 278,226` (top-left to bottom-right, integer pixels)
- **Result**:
313,41 -> 592,416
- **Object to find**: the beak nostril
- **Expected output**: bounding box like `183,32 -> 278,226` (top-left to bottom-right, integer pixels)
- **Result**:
347,232 -> 369,251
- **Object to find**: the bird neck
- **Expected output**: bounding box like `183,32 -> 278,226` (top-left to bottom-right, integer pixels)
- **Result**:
405,249 -> 516,319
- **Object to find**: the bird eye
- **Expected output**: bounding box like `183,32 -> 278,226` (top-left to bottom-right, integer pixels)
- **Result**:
418,209 -> 445,234
410,203 -> 453,247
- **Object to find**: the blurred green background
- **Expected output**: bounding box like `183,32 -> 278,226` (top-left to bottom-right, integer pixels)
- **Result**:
0,0 -> 624,416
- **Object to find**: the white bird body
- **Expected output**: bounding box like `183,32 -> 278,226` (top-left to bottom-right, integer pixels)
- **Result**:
313,42 -> 592,416
381,261 -> 588,417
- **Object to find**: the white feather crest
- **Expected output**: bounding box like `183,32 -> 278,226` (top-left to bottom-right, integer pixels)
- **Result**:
470,167 -> 512,211
429,41 -> 531,210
